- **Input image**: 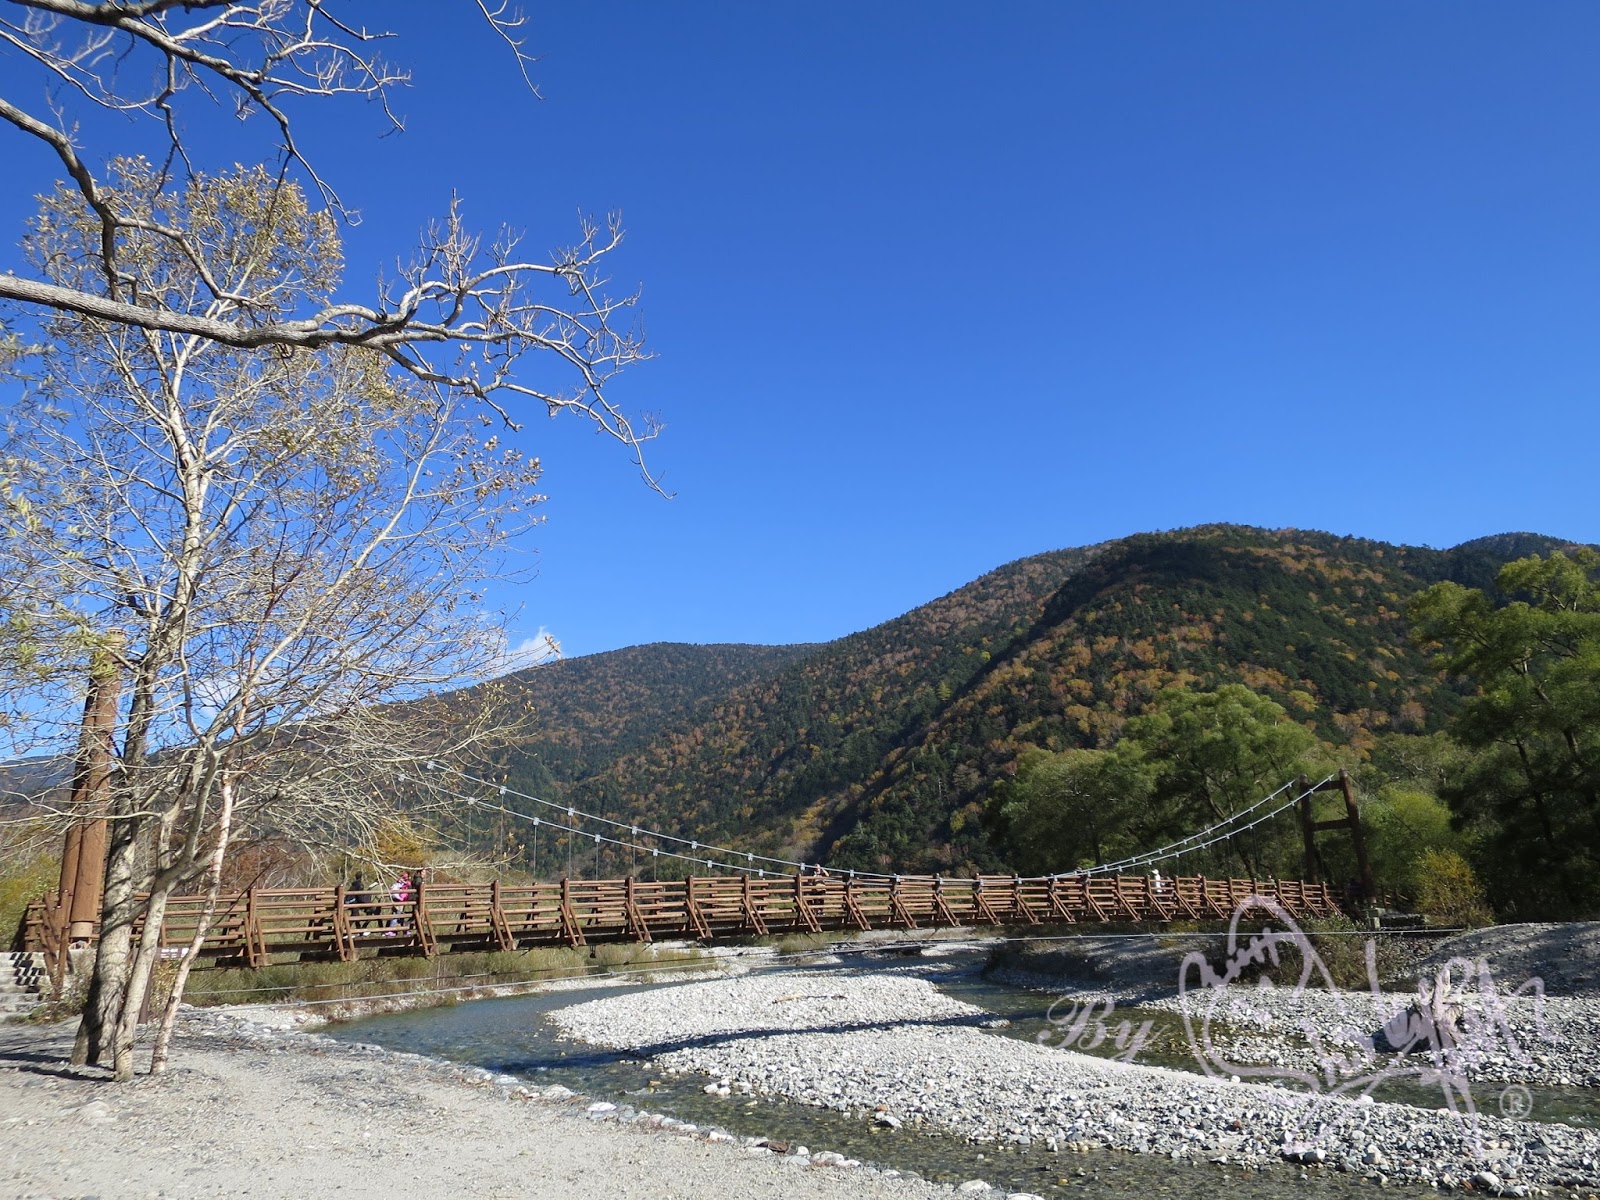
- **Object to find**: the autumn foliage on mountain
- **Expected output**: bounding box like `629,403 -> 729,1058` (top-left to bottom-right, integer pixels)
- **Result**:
477,526 -> 1580,890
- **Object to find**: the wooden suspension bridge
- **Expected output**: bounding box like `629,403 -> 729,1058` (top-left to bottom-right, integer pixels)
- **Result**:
21,870 -> 1340,975
16,642 -> 1373,985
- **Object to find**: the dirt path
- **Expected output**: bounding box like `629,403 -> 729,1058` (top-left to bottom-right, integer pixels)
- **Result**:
0,1014 -> 951,1200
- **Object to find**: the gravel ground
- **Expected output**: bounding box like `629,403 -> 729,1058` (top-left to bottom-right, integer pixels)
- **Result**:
1142,982 -> 1600,1089
993,923 -> 1600,1091
555,969 -> 984,1047
552,970 -> 1600,1196
1410,926 -> 1600,997
1118,922 -> 1600,1090
0,1007 -> 969,1200
986,937 -> 1210,1002
8,924 -> 1599,1199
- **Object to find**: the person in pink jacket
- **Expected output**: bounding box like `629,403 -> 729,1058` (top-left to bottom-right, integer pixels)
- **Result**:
388,871 -> 413,929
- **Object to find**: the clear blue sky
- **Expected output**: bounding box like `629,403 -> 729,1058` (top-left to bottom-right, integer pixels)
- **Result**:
8,3 -> 1600,658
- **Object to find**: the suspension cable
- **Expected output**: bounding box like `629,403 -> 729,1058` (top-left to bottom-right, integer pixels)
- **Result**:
424,765 -> 1333,886
1078,774 -> 1334,876
429,764 -> 900,880
406,773 -> 784,878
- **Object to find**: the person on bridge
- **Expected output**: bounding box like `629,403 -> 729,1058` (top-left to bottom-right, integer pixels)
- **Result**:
388,871 -> 413,930
348,873 -> 379,932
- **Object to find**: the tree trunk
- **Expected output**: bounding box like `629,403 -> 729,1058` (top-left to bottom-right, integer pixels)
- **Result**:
71,815 -> 142,1066
152,778 -> 235,1074
112,886 -> 171,1081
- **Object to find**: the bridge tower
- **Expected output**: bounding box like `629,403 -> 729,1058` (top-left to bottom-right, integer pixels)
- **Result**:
1295,769 -> 1375,903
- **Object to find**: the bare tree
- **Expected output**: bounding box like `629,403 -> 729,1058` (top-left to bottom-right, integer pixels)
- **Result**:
0,2 -> 660,1080
2,164 -> 547,1080
0,0 -> 657,476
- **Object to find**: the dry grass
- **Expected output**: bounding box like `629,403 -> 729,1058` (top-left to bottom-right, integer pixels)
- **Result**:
160,943 -> 713,1015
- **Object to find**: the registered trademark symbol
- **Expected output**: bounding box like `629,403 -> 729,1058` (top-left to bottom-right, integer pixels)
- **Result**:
1498,1084 -> 1533,1120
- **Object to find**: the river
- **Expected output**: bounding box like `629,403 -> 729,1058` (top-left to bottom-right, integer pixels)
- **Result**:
323,948 -> 1597,1198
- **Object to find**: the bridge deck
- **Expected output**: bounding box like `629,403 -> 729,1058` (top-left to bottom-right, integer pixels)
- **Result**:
23,873 -> 1339,971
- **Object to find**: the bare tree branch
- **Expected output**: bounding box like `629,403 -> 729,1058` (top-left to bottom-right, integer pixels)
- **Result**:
0,0 -> 661,486
3,166 -> 550,1078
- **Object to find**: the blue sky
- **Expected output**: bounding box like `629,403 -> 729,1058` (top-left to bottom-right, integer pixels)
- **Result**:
7,2 -> 1599,658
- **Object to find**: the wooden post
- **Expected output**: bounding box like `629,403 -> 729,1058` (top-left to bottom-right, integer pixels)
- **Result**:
972,875 -> 1000,925
1296,773 -> 1318,884
559,876 -> 575,946
54,824 -> 82,959
244,885 -> 264,968
843,874 -> 871,931
683,875 -> 712,940
57,643 -> 124,950
890,875 -> 918,929
1339,769 -> 1375,902
792,871 -> 820,933
738,873 -> 766,936
489,878 -> 513,950
933,874 -> 961,927
332,884 -> 355,961
413,878 -> 437,956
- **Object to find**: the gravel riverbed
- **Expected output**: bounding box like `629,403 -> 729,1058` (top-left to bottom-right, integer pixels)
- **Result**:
1139,983 -> 1600,1089
552,968 -> 1600,1195
1,1005 -> 962,1200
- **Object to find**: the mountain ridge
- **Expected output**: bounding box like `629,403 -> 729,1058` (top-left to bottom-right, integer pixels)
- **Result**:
479,524 -> 1588,875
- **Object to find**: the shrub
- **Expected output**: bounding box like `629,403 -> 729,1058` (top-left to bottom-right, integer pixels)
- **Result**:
1413,849 -> 1494,928
1,843 -> 57,952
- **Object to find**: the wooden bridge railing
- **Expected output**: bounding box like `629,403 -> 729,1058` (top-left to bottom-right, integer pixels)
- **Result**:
21,872 -> 1340,972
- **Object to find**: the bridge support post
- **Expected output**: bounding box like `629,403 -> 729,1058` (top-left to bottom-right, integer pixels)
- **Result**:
489,879 -> 514,951
46,643 -> 125,988
793,873 -> 821,933
243,887 -> 265,969
413,879 -> 437,956
332,885 -> 356,961
932,875 -> 961,927
739,874 -> 766,936
1339,769 -> 1376,902
1301,770 -> 1376,908
1296,774 -> 1318,884
626,876 -> 652,942
683,876 -> 712,940
558,878 -> 585,947
1046,877 -> 1077,923
889,876 -> 918,929
843,876 -> 871,931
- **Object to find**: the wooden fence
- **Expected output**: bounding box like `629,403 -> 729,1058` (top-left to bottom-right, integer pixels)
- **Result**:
22,872 -> 1339,973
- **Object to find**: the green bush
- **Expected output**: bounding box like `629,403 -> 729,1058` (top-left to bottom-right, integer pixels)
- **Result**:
1413,848 -> 1494,927
1,845 -> 57,952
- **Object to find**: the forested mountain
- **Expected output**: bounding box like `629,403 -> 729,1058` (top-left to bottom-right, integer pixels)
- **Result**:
467,525 -> 1581,877
824,527 -> 1575,872
475,642 -> 817,794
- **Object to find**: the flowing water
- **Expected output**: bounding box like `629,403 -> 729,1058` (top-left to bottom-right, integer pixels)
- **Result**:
324,950 -> 1599,1198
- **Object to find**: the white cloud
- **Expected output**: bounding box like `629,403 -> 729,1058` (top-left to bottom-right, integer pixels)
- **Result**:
496,628 -> 563,675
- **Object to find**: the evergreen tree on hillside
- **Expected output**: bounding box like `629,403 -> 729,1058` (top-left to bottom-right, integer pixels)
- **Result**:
1411,549 -> 1600,918
987,684 -> 1321,879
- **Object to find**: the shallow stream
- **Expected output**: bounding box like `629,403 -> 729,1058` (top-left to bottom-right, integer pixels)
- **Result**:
324,948 -> 1598,1198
